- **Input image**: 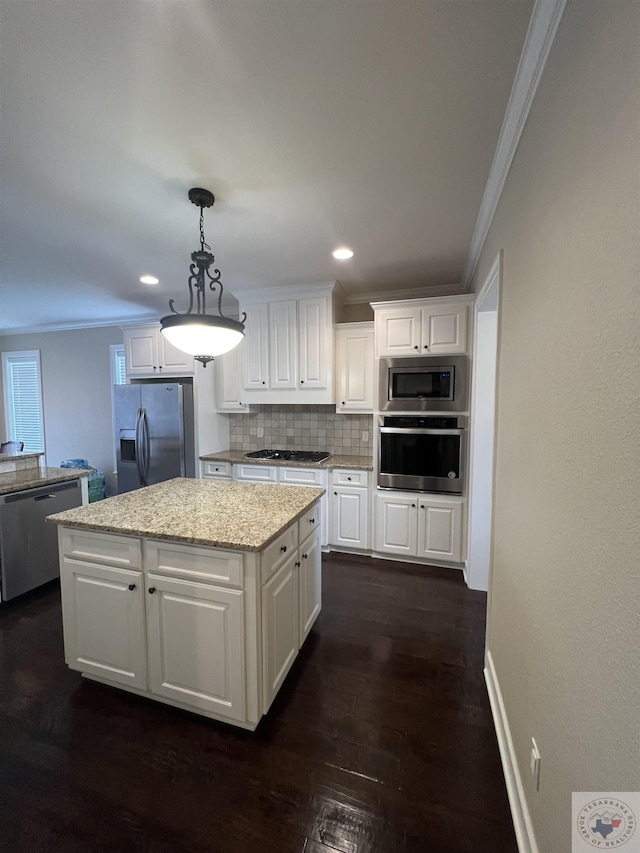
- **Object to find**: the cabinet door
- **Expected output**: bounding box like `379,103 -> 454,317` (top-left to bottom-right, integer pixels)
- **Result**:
375,307 -> 421,357
215,343 -> 250,411
298,296 -> 328,389
269,300 -> 297,390
243,303 -> 270,389
61,559 -> 146,688
331,487 -> 368,550
422,303 -> 468,355
158,333 -> 194,376
374,493 -> 417,556
298,531 -> 321,645
124,326 -> 159,375
146,574 -> 245,722
336,325 -> 374,412
417,498 -> 463,562
262,552 -> 299,709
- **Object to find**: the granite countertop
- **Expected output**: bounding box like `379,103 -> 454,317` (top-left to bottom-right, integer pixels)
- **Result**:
0,450 -> 45,462
0,466 -> 89,497
200,450 -> 373,472
47,478 -> 324,552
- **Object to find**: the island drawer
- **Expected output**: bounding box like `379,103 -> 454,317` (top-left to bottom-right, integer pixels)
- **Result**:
261,524 -> 299,584
299,503 -> 320,543
145,540 -> 243,588
331,469 -> 368,487
61,528 -> 141,569
201,461 -> 232,479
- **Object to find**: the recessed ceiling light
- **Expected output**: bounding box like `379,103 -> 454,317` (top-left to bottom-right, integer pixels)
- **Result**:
140,274 -> 159,285
332,247 -> 354,261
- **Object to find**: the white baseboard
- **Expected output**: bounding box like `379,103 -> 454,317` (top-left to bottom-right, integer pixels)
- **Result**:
484,650 -> 539,853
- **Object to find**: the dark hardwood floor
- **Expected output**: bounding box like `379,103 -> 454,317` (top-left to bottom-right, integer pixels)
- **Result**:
0,553 -> 516,853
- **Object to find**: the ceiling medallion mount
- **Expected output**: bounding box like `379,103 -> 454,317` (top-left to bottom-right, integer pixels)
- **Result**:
160,188 -> 246,367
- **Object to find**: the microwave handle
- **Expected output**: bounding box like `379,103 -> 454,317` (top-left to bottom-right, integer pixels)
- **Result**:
379,427 -> 464,436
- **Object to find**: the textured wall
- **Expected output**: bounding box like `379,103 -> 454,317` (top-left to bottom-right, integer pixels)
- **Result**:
471,2 -> 640,850
0,327 -> 124,492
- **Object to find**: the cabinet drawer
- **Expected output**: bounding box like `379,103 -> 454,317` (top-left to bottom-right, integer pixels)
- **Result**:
278,467 -> 326,487
145,540 -> 243,588
234,464 -> 278,483
202,461 -> 232,479
299,502 -> 320,544
61,528 -> 141,569
331,469 -> 368,487
261,524 -> 299,584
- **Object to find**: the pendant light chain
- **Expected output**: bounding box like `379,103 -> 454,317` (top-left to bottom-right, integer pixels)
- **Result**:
199,207 -> 211,253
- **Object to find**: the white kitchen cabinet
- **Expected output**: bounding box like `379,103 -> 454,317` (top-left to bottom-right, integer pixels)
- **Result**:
298,526 -> 321,644
330,468 -> 370,552
373,299 -> 470,357
146,573 -> 246,722
262,551 -> 299,708
201,460 -> 233,479
123,324 -> 194,377
374,491 -> 463,563
60,558 -> 147,689
239,283 -> 338,403
335,323 -> 374,413
215,341 -> 254,412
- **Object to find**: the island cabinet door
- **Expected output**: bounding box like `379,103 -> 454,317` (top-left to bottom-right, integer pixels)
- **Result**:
298,530 -> 322,646
61,559 -> 147,689
262,552 -> 299,711
145,575 -> 246,723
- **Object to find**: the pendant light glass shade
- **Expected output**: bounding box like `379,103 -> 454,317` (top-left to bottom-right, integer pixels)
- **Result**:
160,314 -> 245,358
159,188 -> 246,367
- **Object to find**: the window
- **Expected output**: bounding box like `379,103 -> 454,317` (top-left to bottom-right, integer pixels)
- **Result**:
2,350 -> 45,454
110,345 -> 126,386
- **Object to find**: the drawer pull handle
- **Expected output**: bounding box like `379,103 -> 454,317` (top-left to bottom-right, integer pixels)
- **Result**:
148,587 -> 156,594
128,584 -> 136,591
280,545 -> 287,553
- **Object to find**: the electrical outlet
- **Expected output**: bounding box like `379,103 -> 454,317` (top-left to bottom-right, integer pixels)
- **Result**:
361,431 -> 369,442
257,427 -> 264,438
530,738 -> 541,790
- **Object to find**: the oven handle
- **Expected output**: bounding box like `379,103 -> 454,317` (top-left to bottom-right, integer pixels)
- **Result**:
379,427 -> 464,436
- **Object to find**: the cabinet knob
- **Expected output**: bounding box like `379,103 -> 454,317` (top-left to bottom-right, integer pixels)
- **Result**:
347,477 -> 351,481
295,561 -> 301,568
280,545 -> 287,553
159,365 -> 163,370
414,345 -> 419,350
148,587 -> 156,594
302,553 -> 308,560
411,503 -> 416,508
420,504 -> 425,509
262,381 -> 266,385
423,344 -> 429,349
310,518 -> 315,524
334,491 -> 337,495
300,380 -> 304,384
341,401 -> 345,405
128,583 -> 136,591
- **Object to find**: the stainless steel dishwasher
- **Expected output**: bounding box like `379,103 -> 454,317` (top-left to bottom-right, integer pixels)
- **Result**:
0,479 -> 83,601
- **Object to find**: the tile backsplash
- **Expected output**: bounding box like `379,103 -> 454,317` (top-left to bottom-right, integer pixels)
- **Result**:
229,406 -> 373,457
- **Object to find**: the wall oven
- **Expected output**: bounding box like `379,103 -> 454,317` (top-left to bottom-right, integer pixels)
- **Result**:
378,415 -> 466,494
379,355 -> 468,412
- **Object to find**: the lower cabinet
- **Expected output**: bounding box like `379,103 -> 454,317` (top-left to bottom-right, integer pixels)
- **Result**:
375,492 -> 463,562
262,552 -> 299,706
330,469 -> 370,551
61,558 -> 147,689
298,528 -> 322,643
146,573 -> 245,721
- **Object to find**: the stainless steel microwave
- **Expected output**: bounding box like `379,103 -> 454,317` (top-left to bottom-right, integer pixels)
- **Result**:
379,355 -> 469,412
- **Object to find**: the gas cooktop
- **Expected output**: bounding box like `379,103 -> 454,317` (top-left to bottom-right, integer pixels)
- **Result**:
245,449 -> 331,463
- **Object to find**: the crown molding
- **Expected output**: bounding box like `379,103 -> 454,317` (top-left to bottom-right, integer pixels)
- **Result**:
344,282 -> 463,305
0,314 -> 162,336
461,0 -> 567,291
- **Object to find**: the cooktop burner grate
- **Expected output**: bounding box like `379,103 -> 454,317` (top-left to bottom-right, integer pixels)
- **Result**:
244,449 -> 331,463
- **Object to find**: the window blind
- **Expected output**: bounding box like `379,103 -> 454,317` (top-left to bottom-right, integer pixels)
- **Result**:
114,347 -> 126,385
2,351 -> 45,453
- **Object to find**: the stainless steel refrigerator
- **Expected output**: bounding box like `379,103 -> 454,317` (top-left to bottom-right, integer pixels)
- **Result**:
114,383 -> 195,494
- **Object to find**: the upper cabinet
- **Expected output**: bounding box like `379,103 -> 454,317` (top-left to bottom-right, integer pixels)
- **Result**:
123,324 -> 194,378
372,298 -> 471,357
214,340 -> 255,413
238,283 -> 341,404
335,322 -> 374,413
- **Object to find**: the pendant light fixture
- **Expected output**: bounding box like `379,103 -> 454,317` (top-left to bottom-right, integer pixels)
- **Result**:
160,188 -> 246,367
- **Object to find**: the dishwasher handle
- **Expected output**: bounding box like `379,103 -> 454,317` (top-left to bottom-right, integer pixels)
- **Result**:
34,494 -> 59,501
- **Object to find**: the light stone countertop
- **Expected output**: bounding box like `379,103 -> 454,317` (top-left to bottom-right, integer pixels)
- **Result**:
200,450 -> 373,471
0,466 -> 88,497
47,478 -> 324,552
0,450 -> 44,463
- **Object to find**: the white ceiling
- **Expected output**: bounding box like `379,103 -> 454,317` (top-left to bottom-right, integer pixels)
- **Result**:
0,0 -> 533,333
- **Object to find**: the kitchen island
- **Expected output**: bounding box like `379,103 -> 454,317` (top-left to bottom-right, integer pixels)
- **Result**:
47,478 -> 324,730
